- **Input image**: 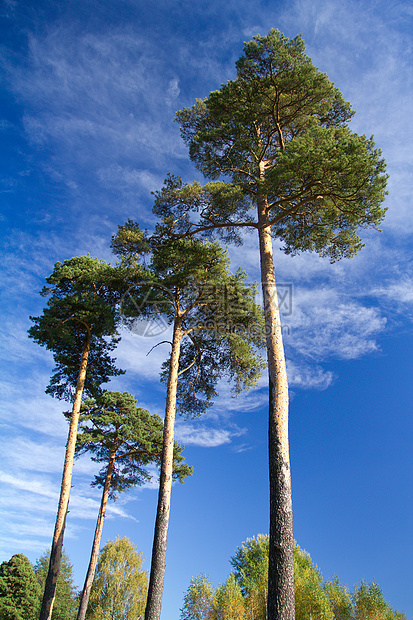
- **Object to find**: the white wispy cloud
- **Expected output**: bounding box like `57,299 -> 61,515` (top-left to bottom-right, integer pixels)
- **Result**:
114,327 -> 172,382
1,519 -> 56,543
98,164 -> 163,195
0,535 -> 51,556
0,380 -> 69,438
0,472 -> 59,500
0,461 -> 138,561
1,437 -> 67,475
286,360 -> 335,391
286,287 -> 387,360
175,423 -> 246,448
166,78 -> 181,104
373,279 -> 413,306
6,27 -> 185,170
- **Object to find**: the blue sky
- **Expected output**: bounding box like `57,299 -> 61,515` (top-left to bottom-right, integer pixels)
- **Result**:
0,0 -> 412,618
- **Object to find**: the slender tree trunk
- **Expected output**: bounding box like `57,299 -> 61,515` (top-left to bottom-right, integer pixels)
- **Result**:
257,191 -> 295,620
145,315 -> 182,620
39,330 -> 92,620
77,451 -> 116,620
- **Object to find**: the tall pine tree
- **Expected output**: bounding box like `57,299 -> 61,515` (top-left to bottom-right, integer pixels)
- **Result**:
29,256 -> 126,620
113,229 -> 265,620
74,390 -> 191,620
154,30 -> 388,619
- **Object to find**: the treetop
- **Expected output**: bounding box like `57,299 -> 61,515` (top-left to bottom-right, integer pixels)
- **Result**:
169,29 -> 389,261
28,256 -> 127,400
74,390 -> 192,494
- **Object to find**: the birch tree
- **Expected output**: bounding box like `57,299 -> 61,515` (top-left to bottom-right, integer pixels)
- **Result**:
180,574 -> 215,620
213,574 -> 246,620
86,537 -> 148,620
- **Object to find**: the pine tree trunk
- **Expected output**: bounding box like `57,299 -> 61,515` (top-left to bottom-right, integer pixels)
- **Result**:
76,451 -> 116,620
39,330 -> 91,620
257,193 -> 295,620
144,316 -> 182,620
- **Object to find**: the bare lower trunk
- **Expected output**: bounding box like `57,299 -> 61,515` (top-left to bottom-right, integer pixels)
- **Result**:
144,316 -> 182,620
39,331 -> 91,620
77,452 -> 116,620
257,194 -> 295,620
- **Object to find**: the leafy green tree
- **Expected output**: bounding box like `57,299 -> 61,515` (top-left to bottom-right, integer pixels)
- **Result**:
213,574 -> 245,620
230,534 -> 268,620
28,256 -> 125,620
181,535 -> 409,620
34,550 -> 77,620
0,554 -> 41,620
351,581 -> 408,620
324,577 -> 352,620
74,391 -> 192,620
180,574 -> 214,620
155,29 -> 388,619
231,536 -> 334,620
86,537 -> 148,620
352,581 -> 393,620
113,231 -> 265,620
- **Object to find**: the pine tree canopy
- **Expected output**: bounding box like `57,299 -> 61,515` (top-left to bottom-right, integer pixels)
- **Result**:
28,256 -> 127,400
73,390 -> 192,497
150,29 -> 388,262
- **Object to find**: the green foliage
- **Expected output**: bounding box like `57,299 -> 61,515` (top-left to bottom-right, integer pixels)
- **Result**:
157,239 -> 265,417
324,577 -> 353,620
180,574 -> 214,620
165,29 -> 388,262
113,234 -> 266,418
0,554 -> 41,620
352,581 -> 394,620
152,175 -> 252,245
75,390 -> 192,496
266,128 -> 387,260
294,544 -> 333,620
86,537 -> 148,620
183,536 -> 407,620
181,573 -> 247,620
28,256 -> 126,401
171,271 -> 265,418
110,219 -> 150,267
213,574 -> 245,620
230,535 -> 268,619
178,30 -> 353,176
34,550 -> 77,620
230,534 -> 269,595
231,537 -> 332,620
